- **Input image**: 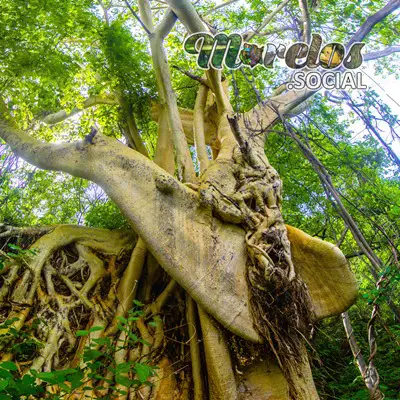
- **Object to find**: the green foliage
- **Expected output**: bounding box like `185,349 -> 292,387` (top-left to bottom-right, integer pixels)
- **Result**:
0,243 -> 38,273
84,198 -> 130,229
0,317 -> 43,365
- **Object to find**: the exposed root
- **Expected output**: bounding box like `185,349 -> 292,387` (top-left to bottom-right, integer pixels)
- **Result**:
1,224 -> 196,398
186,294 -> 205,400
198,307 -> 238,400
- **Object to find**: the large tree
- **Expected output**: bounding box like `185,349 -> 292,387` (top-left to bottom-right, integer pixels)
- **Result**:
0,0 -> 399,398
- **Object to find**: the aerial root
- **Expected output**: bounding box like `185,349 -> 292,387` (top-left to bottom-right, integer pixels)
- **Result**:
0,226 -> 141,395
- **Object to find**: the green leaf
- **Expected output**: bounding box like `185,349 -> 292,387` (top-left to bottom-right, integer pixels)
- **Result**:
92,337 -> 111,346
66,370 -> 84,390
83,349 -> 103,362
0,369 -> 13,380
0,380 -> 8,391
134,363 -> 154,383
0,361 -> 18,371
89,326 -> 104,333
115,374 -> 132,388
115,363 -> 132,373
6,253 -> 18,258
116,316 -> 128,324
36,371 -> 56,382
7,244 -> 22,251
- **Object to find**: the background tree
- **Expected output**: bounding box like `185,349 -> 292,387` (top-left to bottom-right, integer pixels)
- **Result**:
0,0 -> 399,399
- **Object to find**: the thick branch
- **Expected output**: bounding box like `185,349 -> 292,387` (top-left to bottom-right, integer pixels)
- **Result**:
193,84 -> 210,174
244,87 -> 316,144
186,294 -> 205,400
155,8 -> 178,38
118,95 -> 150,157
0,224 -> 55,238
347,0 -> 400,47
165,0 -> 205,33
166,0 -> 230,113
298,0 -> 311,43
342,312 -> 372,390
198,307 -> 238,399
1,119 -> 261,341
151,103 -> 219,149
0,101 -> 97,176
139,0 -> 196,182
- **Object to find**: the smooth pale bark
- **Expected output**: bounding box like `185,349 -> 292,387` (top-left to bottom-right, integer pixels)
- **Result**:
198,307 -> 238,400
239,346 -> 319,400
41,96 -> 117,125
193,84 -> 210,173
141,0 -> 196,182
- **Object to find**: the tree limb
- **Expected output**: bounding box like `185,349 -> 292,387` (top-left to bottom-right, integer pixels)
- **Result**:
364,45 -> 400,61
298,0 -> 311,43
0,224 -> 55,238
193,84 -> 210,173
347,0 -> 400,47
0,99 -> 95,176
165,0 -> 206,33
123,0 -> 153,34
155,7 -> 178,39
172,65 -> 211,88
118,95 -> 150,158
244,0 -> 291,41
341,313 -> 369,385
186,295 -> 205,400
282,121 -> 384,276
166,0 -> 229,113
203,0 -> 240,16
97,0 -> 110,25
41,96 -> 117,125
140,0 -> 196,182
249,26 -> 296,37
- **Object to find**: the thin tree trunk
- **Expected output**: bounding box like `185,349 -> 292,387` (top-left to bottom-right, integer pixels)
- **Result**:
342,312 -> 383,399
